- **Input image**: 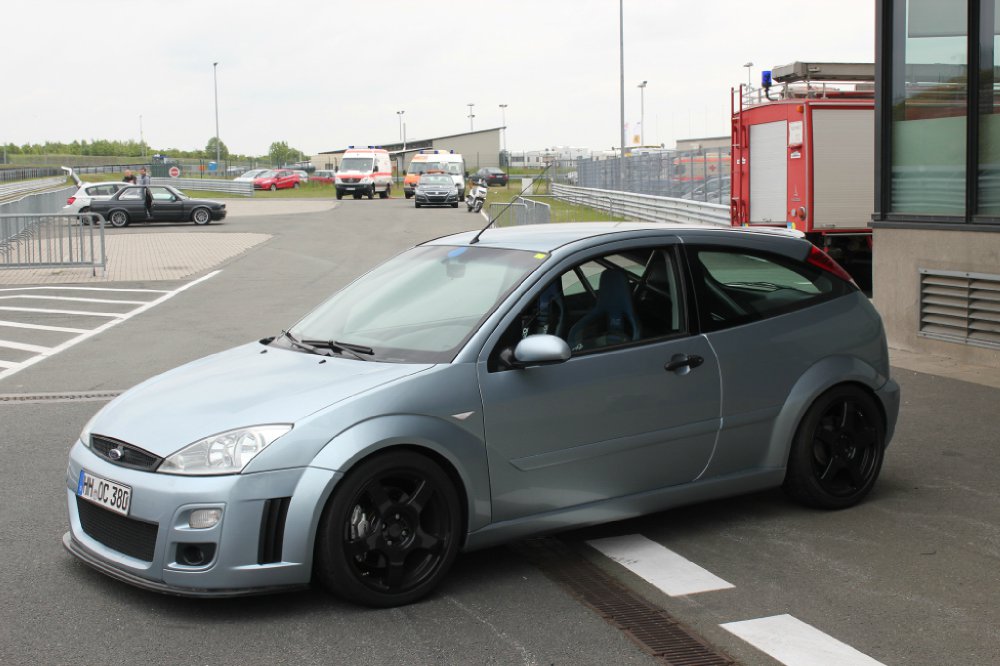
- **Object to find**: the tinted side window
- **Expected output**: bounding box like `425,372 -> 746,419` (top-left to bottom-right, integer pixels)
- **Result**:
489,246 -> 686,370
684,245 -> 852,332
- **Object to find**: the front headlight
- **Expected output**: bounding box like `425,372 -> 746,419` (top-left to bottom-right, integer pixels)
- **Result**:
158,425 -> 292,476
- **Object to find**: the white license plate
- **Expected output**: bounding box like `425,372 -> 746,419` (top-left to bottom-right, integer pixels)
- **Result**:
77,470 -> 132,517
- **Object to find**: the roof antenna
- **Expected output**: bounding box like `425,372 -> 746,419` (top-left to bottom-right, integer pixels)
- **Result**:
469,162 -> 553,245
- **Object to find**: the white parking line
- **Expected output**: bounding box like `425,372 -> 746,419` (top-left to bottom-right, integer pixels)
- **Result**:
0,320 -> 89,334
0,295 -> 150,305
0,306 -> 128,318
586,534 -> 734,596
0,339 -> 50,353
721,615 -> 885,666
0,270 -> 221,382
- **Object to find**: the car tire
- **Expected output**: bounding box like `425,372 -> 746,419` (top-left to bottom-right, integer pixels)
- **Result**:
379,185 -> 389,199
451,202 -> 459,208
294,182 -> 300,189
474,200 -> 483,213
269,184 -> 277,192
404,191 -> 413,199
415,202 -> 421,208
191,208 -> 212,225
367,186 -> 374,200
336,190 -> 343,200
313,450 -> 461,608
108,210 -> 130,228
783,385 -> 886,510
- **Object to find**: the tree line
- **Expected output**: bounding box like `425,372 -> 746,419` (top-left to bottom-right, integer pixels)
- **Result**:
2,138 -> 307,166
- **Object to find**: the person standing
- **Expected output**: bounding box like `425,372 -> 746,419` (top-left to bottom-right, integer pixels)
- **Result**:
137,167 -> 150,185
122,169 -> 136,184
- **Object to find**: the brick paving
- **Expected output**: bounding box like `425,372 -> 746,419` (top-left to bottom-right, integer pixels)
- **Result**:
0,232 -> 271,285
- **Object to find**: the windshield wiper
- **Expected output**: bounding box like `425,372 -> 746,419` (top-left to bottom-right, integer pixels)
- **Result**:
301,338 -> 372,361
280,330 -> 326,355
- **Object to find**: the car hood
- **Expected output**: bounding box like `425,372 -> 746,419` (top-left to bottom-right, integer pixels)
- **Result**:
88,342 -> 431,457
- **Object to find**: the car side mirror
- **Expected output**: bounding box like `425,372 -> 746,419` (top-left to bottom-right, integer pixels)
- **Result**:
504,335 -> 571,369
402,170 -> 407,175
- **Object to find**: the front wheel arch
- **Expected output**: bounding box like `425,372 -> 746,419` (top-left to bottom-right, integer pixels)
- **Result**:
312,447 -> 466,606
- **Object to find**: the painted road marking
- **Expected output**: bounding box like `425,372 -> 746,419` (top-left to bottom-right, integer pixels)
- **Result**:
0,339 -> 50,353
721,614 -> 885,666
0,320 -> 89,334
586,534 -> 734,596
0,271 -> 221,382
0,294 -> 150,305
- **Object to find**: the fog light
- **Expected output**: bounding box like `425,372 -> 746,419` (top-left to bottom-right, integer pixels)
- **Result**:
189,508 -> 222,529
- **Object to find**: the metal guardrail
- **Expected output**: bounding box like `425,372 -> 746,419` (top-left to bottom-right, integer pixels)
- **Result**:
151,177 -> 253,196
488,197 -> 553,226
552,184 -> 730,227
0,176 -> 69,204
0,213 -> 106,275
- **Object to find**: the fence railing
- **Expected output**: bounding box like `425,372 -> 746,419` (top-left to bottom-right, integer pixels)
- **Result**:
0,167 -> 64,184
0,176 -> 70,204
552,184 -> 730,227
488,197 -> 553,226
150,177 -> 254,196
0,213 -> 106,275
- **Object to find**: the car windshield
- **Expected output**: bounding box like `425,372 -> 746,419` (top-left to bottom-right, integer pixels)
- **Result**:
341,158 -> 374,172
257,170 -> 276,178
419,175 -> 452,186
288,245 -> 543,363
409,161 -> 443,174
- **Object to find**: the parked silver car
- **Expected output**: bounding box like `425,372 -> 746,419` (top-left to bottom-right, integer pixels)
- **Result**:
64,223 -> 899,607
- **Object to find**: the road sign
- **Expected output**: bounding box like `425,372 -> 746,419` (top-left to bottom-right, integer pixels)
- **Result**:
168,166 -> 181,178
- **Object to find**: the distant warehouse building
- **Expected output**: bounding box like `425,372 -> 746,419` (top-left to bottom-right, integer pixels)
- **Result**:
313,127 -> 503,173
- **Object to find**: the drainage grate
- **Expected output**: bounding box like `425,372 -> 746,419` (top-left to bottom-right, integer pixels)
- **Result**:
511,537 -> 735,666
0,391 -> 122,404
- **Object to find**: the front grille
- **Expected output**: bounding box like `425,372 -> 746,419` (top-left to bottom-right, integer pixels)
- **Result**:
91,435 -> 162,471
258,497 -> 291,564
76,497 -> 158,561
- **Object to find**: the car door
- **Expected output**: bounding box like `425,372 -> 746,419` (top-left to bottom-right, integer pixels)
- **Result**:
477,242 -> 722,523
148,187 -> 185,221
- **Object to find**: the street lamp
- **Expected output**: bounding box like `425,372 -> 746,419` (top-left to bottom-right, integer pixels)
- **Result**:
499,103 -> 508,164
467,103 -> 475,131
637,81 -> 647,146
743,61 -> 753,90
618,0 -> 626,189
213,62 -> 220,167
396,110 -> 405,145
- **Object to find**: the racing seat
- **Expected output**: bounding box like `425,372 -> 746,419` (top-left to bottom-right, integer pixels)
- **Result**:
567,268 -> 641,351
525,281 -> 566,339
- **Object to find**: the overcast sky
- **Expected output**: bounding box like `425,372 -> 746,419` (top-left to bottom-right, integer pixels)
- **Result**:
3,0 -> 874,157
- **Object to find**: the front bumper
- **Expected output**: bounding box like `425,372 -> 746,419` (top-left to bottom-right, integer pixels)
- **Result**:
63,439 -> 340,597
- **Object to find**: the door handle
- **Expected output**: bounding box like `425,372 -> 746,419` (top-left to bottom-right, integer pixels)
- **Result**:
664,354 -> 704,372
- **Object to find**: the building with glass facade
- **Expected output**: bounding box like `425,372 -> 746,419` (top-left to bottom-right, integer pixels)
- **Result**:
874,0 -> 1000,366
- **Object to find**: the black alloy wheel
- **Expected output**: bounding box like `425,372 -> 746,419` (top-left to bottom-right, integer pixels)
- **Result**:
784,385 -> 885,509
314,451 -> 461,607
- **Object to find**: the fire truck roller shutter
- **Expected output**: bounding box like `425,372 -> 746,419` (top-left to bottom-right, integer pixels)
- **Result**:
812,109 -> 875,230
749,121 -> 788,224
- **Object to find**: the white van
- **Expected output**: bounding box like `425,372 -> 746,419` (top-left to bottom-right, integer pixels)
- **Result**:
403,150 -> 467,200
335,147 -> 393,200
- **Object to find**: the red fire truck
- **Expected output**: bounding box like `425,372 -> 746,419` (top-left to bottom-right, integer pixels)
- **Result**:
731,62 -> 875,287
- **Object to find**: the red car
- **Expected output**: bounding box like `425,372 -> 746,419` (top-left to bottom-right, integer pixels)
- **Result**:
253,169 -> 300,191
311,170 -> 336,185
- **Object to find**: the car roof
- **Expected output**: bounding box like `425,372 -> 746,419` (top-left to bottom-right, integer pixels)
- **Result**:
422,222 -> 807,254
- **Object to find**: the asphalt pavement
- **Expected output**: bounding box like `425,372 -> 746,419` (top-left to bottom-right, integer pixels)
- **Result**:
2,197 -> 999,665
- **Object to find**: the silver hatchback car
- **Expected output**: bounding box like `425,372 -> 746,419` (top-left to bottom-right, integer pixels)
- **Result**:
64,223 -> 899,607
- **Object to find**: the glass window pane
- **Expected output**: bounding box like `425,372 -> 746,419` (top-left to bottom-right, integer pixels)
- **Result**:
891,0 -> 968,215
978,1 -> 1000,215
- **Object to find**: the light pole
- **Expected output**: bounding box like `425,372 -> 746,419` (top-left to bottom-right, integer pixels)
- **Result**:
396,110 -> 405,145
618,0 -> 626,189
139,114 -> 145,158
499,103 -> 508,165
212,62 -> 220,166
637,81 -> 647,146
467,103 -> 475,131
743,61 -> 753,90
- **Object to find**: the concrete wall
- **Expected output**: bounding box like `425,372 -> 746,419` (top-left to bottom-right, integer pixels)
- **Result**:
873,226 -> 1000,367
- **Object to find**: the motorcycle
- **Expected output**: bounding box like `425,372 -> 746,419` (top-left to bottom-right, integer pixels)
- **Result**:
466,179 -> 487,213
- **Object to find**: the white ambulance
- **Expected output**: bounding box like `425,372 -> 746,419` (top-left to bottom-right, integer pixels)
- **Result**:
335,147 -> 393,200
403,150 -> 467,199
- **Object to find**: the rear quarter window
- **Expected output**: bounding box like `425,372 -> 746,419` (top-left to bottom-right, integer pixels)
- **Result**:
685,245 -> 852,332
